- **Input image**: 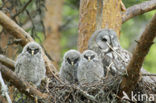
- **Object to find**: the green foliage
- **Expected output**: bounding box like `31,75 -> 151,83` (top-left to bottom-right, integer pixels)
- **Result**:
120,10 -> 156,73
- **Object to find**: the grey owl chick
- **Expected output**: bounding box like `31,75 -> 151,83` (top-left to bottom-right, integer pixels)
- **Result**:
15,41 -> 46,86
77,50 -> 104,85
88,29 -> 131,75
59,50 -> 81,84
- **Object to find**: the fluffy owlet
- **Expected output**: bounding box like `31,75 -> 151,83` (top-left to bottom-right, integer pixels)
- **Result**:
15,42 -> 46,86
88,29 -> 131,75
59,50 -> 81,84
77,50 -> 104,85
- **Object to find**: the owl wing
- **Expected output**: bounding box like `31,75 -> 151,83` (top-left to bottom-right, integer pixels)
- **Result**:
15,53 -> 24,74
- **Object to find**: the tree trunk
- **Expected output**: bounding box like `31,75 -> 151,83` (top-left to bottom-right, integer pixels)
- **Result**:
78,0 -> 122,52
43,0 -> 64,69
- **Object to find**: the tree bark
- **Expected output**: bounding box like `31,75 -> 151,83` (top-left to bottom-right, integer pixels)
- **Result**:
78,0 -> 122,52
43,0 -> 64,69
119,14 -> 156,97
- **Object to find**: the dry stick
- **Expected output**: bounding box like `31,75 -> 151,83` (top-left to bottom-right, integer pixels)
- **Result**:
0,55 -> 15,70
118,14 -> 156,97
0,11 -> 59,79
12,0 -> 33,19
122,0 -> 156,23
142,73 -> 156,76
74,86 -> 97,102
0,63 -> 49,100
0,71 -> 12,103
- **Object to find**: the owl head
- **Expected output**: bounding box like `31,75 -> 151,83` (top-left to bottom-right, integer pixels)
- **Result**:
88,29 -> 120,53
23,42 -> 42,56
63,50 -> 81,66
81,50 -> 98,62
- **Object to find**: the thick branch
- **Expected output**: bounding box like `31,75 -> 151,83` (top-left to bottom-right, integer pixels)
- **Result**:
0,55 -> 15,70
122,0 -> 156,23
0,11 -> 58,76
119,14 -> 156,97
0,63 -> 49,100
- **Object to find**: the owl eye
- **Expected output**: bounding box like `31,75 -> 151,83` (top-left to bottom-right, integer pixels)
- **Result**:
74,58 -> 79,64
67,58 -> 71,64
84,55 -> 88,60
27,47 -> 32,54
102,38 -> 107,42
34,48 -> 39,54
90,55 -> 95,59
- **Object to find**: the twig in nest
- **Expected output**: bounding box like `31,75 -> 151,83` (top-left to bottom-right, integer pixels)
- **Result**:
73,85 -> 97,102
105,42 -> 126,63
0,71 -> 12,103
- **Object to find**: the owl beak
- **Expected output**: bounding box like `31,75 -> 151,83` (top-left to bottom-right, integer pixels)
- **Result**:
31,50 -> 34,55
88,56 -> 91,61
71,62 -> 74,66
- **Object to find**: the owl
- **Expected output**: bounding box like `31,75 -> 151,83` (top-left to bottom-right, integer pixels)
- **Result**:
59,50 -> 81,84
77,50 -> 104,85
88,29 -> 131,75
15,42 -> 46,86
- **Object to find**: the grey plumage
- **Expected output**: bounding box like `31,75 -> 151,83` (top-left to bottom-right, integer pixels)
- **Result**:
77,50 -> 104,85
88,29 -> 131,75
15,42 -> 46,86
59,50 -> 81,84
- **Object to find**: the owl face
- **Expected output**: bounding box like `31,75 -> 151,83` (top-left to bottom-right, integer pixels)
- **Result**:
64,50 -> 81,66
82,50 -> 98,62
95,29 -> 120,53
23,42 -> 41,56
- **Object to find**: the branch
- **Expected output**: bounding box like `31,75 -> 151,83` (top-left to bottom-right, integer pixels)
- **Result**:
119,14 -> 156,97
0,55 -> 15,70
0,63 -> 50,100
122,0 -> 156,23
0,11 -> 58,77
74,86 -> 97,102
12,0 -> 32,19
0,71 -> 12,103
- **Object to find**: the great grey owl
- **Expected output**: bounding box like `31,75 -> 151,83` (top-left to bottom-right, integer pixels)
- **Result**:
59,50 -> 81,84
15,42 -> 46,86
77,50 -> 104,85
88,29 -> 131,75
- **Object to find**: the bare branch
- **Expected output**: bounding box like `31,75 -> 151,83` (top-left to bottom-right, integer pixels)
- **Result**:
122,0 -> 156,23
12,0 -> 33,19
0,55 -> 15,70
0,63 -> 50,100
142,73 -> 156,76
0,71 -> 12,103
0,11 -> 58,77
119,14 -> 156,97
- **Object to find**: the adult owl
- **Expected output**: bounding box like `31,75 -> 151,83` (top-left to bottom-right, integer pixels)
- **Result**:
15,41 -> 46,86
88,29 -> 131,75
59,50 -> 81,84
77,50 -> 104,85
